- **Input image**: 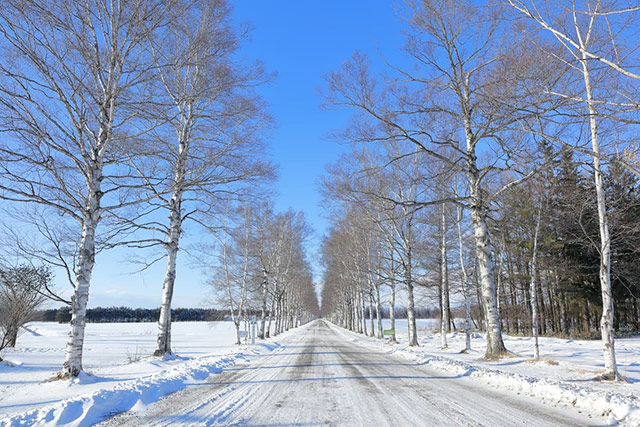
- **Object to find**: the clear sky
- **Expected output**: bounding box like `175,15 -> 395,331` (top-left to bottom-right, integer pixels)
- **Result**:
80,1 -> 409,309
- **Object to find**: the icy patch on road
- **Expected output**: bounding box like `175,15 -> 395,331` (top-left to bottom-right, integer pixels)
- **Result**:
331,323 -> 640,426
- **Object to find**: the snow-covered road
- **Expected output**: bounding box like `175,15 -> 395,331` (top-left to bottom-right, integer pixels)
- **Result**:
101,320 -> 605,426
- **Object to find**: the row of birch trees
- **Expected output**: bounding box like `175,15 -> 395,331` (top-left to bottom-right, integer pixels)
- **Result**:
320,0 -> 640,381
207,203 -> 319,345
0,0 -> 318,378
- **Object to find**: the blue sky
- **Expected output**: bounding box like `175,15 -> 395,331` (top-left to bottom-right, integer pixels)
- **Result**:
83,1 -> 408,309
233,1 -> 406,212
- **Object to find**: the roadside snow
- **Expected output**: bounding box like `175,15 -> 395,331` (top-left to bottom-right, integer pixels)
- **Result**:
337,319 -> 640,425
3,320 -> 639,426
0,321 -> 280,426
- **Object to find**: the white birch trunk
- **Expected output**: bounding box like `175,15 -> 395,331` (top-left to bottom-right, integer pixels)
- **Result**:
353,294 -> 358,332
405,252 -> 418,346
374,246 -> 383,339
63,212 -> 98,377
282,301 -> 287,333
530,203 -> 542,361
496,247 -> 504,331
457,207 -> 472,352
63,138 -> 105,377
389,255 -> 397,344
375,284 -> 383,338
266,293 -> 275,338
274,296 -> 281,336
238,214 -> 250,342
221,238 -> 240,345
345,300 -> 350,330
283,298 -> 287,332
234,321 -> 241,345
353,291 -> 358,333
581,53 -> 618,379
469,203 -> 506,358
462,77 -> 507,358
155,197 -> 181,355
275,298 -> 280,336
440,203 -> 449,349
353,291 -> 360,333
156,228 -> 179,355
279,294 -> 285,334
259,270 -> 268,339
368,292 -> 374,337
348,292 -> 354,332
155,67 -> 192,357
361,290 -> 368,336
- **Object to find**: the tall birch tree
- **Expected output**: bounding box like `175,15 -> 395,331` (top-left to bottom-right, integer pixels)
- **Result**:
0,0 -> 170,377
142,0 -> 273,356
507,0 -> 640,379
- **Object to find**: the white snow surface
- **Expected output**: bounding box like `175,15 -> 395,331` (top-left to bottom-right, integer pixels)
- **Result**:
0,321 -> 279,426
0,319 -> 639,426
349,319 -> 640,425
97,320 -> 611,426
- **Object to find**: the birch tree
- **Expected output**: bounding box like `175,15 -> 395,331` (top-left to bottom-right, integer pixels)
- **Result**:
250,202 -> 279,339
141,0 -> 273,356
211,206 -> 252,345
507,0 -> 640,379
0,0 -> 170,377
381,150 -> 426,346
206,203 -> 316,342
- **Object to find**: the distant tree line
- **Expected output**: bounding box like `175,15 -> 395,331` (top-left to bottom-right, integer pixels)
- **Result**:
35,305 -> 440,324
36,307 -> 264,324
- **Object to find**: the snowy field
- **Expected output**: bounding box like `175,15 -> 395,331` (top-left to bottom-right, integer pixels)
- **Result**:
0,321 -> 278,426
